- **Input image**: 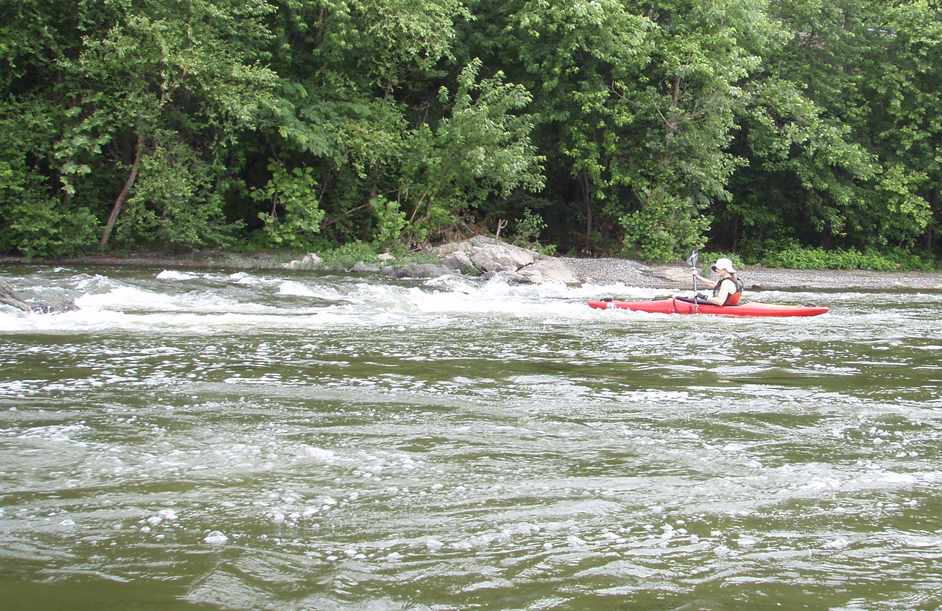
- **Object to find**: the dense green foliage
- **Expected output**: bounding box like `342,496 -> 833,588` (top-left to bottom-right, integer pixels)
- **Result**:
701,245 -> 934,272
1,0 -> 939,267
757,245 -> 935,272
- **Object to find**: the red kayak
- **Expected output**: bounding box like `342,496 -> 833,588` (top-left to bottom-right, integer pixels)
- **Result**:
588,298 -> 829,317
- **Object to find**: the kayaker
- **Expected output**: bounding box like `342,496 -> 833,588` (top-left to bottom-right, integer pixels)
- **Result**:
690,258 -> 744,306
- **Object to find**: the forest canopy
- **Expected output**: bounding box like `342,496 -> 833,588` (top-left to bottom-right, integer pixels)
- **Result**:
1,0 -> 940,263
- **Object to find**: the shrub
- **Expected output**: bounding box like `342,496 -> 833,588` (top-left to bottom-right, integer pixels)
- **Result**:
620,189 -> 709,263
318,241 -> 380,270
511,208 -> 556,255
371,195 -> 408,249
117,141 -> 239,249
251,162 -> 325,249
2,198 -> 99,258
759,245 -> 934,271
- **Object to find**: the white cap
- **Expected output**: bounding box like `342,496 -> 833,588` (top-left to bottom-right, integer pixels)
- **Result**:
711,257 -> 736,273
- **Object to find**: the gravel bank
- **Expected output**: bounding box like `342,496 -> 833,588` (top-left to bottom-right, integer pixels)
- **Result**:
560,256 -> 942,291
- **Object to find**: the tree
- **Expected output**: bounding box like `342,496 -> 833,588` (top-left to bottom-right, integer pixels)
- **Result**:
393,59 -> 544,244
463,0 -> 781,261
721,0 -> 936,253
56,0 -> 279,249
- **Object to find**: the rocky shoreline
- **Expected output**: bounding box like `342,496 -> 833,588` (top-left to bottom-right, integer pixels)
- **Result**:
2,236 -> 941,291
561,257 -> 942,291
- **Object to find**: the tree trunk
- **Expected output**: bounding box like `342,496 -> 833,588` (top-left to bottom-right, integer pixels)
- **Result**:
582,171 -> 593,251
100,134 -> 143,250
731,215 -> 739,251
926,188 -> 938,252
0,282 -> 31,312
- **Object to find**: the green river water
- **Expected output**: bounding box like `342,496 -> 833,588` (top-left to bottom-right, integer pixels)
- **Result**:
1,266 -> 941,610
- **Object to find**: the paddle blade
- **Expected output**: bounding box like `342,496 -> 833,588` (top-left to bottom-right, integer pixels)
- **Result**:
686,250 -> 699,268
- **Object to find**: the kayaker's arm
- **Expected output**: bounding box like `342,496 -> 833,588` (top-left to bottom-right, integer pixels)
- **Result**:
692,272 -> 716,289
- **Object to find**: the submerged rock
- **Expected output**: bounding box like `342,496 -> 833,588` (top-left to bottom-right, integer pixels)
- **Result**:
385,262 -> 453,279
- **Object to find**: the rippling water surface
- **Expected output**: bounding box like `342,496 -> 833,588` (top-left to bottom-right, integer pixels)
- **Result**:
1,265 -> 941,609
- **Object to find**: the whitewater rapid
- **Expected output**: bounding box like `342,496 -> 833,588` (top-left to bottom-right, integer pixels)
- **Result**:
2,265 -> 941,609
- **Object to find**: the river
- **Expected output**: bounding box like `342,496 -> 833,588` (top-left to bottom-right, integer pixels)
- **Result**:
1,266 -> 941,609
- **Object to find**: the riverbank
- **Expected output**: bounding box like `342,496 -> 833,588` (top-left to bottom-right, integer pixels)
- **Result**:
560,257 -> 942,291
3,248 -> 942,291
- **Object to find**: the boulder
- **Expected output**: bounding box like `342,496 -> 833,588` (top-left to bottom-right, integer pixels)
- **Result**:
431,235 -> 538,273
429,235 -> 584,283
351,261 -> 382,273
440,250 -> 478,275
659,265 -> 696,286
466,235 -> 538,272
430,241 -> 467,258
481,270 -> 529,284
283,253 -> 323,270
516,258 -> 578,285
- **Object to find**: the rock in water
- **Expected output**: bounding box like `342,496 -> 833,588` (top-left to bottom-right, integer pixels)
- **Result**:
0,281 -> 77,314
283,253 -> 323,270
386,262 -> 453,279
431,236 -> 581,284
517,258 -> 578,285
466,236 -> 537,272
440,250 -> 477,275
431,236 -> 539,274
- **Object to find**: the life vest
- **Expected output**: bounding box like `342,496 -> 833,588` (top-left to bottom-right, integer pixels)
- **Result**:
714,277 -> 744,306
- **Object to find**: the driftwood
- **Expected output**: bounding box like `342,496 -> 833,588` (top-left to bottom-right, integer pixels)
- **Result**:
495,219 -> 508,239
0,281 -> 77,313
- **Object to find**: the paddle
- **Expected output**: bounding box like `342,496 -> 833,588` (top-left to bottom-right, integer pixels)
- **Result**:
686,250 -> 699,290
686,250 -> 699,312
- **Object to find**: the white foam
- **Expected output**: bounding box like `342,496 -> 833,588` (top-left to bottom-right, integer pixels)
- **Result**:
6,270 -> 605,335
203,531 -> 228,544
73,274 -> 116,291
276,280 -> 345,300
227,272 -> 261,285
6,269 -> 925,337
824,536 -> 849,550
737,535 -> 758,547
156,270 -> 198,281
425,538 -> 444,552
